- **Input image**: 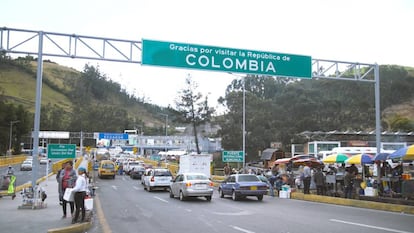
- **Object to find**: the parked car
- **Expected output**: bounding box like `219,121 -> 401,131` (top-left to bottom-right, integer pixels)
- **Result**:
98,160 -> 116,179
218,174 -> 268,201
130,166 -> 145,179
142,168 -> 173,192
169,172 -> 214,201
20,161 -> 33,171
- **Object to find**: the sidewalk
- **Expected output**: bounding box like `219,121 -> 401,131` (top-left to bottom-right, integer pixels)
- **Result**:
0,168 -> 92,233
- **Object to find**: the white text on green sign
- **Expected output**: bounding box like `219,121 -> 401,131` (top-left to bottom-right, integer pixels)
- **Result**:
47,144 -> 76,159
142,39 -> 312,78
222,151 -> 244,162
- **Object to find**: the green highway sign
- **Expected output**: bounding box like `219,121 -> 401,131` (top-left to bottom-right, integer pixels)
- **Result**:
222,151 -> 244,162
142,39 -> 312,78
47,144 -> 76,159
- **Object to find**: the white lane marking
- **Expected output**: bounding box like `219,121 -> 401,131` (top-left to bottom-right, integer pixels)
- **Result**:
211,210 -> 251,216
111,185 -> 117,190
153,196 -> 168,203
230,225 -> 255,233
330,219 -> 413,233
133,186 -> 140,190
185,208 -> 192,212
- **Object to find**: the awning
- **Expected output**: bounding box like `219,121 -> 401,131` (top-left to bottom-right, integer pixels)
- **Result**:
261,148 -> 278,160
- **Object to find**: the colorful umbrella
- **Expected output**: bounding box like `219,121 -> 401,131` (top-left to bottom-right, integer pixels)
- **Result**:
389,145 -> 414,161
293,158 -> 323,168
322,153 -> 349,164
273,158 -> 292,165
373,153 -> 390,161
345,153 -> 374,165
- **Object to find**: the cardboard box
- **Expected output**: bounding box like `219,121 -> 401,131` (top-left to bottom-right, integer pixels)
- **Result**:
279,190 -> 290,199
364,187 -> 378,197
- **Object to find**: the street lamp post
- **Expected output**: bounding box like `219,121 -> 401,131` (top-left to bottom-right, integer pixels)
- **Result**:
9,120 -> 20,155
160,114 -> 168,152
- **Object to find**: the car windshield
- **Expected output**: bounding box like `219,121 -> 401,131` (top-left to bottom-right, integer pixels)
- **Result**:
238,175 -> 260,182
102,163 -> 114,169
186,174 -> 208,180
154,170 -> 172,176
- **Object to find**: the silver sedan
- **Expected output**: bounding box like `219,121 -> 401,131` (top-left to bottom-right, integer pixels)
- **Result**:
169,172 -> 214,201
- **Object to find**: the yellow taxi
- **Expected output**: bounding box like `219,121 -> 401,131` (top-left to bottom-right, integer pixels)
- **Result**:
98,160 -> 116,179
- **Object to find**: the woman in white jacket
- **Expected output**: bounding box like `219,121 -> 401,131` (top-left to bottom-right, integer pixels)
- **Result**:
72,167 -> 88,224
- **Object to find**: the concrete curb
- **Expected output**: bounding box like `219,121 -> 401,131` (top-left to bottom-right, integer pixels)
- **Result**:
290,192 -> 414,215
47,222 -> 92,233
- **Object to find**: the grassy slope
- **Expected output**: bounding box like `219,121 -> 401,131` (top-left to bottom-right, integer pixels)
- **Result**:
0,61 -> 163,127
0,63 -> 72,111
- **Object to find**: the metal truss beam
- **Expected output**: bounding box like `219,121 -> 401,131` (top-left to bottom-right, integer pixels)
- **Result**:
1,27 -> 142,63
311,58 -> 375,82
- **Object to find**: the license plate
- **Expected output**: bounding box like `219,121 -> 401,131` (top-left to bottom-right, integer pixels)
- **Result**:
195,184 -> 206,189
250,186 -> 257,191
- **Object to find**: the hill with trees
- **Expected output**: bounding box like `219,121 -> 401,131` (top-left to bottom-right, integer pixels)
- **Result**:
1,53 -> 414,160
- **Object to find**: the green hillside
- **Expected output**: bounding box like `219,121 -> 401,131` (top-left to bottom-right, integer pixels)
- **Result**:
0,57 -> 169,131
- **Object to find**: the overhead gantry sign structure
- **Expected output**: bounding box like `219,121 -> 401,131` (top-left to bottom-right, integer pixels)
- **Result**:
0,27 -> 381,185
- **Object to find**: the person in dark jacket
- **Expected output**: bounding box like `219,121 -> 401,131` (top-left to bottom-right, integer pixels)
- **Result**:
56,162 -> 67,205
313,168 -> 325,195
58,161 -> 77,218
344,170 -> 355,199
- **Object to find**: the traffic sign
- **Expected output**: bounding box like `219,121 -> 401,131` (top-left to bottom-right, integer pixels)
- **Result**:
47,144 -> 76,159
222,151 -> 244,162
142,39 -> 312,78
98,133 -> 128,140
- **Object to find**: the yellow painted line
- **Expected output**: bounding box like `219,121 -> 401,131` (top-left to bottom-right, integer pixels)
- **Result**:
95,193 -> 112,233
47,222 -> 92,233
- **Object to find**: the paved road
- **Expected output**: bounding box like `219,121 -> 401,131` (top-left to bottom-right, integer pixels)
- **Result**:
90,175 -> 414,233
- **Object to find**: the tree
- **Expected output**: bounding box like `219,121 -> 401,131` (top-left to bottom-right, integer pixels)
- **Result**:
175,75 -> 215,154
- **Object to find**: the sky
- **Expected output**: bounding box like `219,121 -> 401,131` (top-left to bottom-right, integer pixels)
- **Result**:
2,0 -> 414,113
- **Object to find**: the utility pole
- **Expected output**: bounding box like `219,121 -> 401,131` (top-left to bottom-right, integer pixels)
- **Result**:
9,120 -> 20,155
160,113 -> 168,152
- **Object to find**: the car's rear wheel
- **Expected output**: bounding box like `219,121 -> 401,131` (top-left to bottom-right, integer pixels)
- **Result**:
179,191 -> 186,201
169,189 -> 174,198
219,189 -> 224,198
257,194 -> 263,201
232,190 -> 238,201
206,196 -> 212,201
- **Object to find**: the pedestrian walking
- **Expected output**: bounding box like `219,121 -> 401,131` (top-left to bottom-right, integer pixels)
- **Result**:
72,167 -> 88,224
224,163 -> 231,177
268,174 -> 277,197
56,162 -> 66,205
58,160 -> 77,218
303,162 -> 312,194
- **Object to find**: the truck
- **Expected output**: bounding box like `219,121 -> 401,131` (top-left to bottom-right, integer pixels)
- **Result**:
178,154 -> 212,178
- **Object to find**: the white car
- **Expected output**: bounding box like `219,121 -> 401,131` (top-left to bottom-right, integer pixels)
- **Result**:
124,160 -> 144,175
20,161 -> 33,171
39,158 -> 50,164
142,168 -> 173,192
169,172 -> 214,201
